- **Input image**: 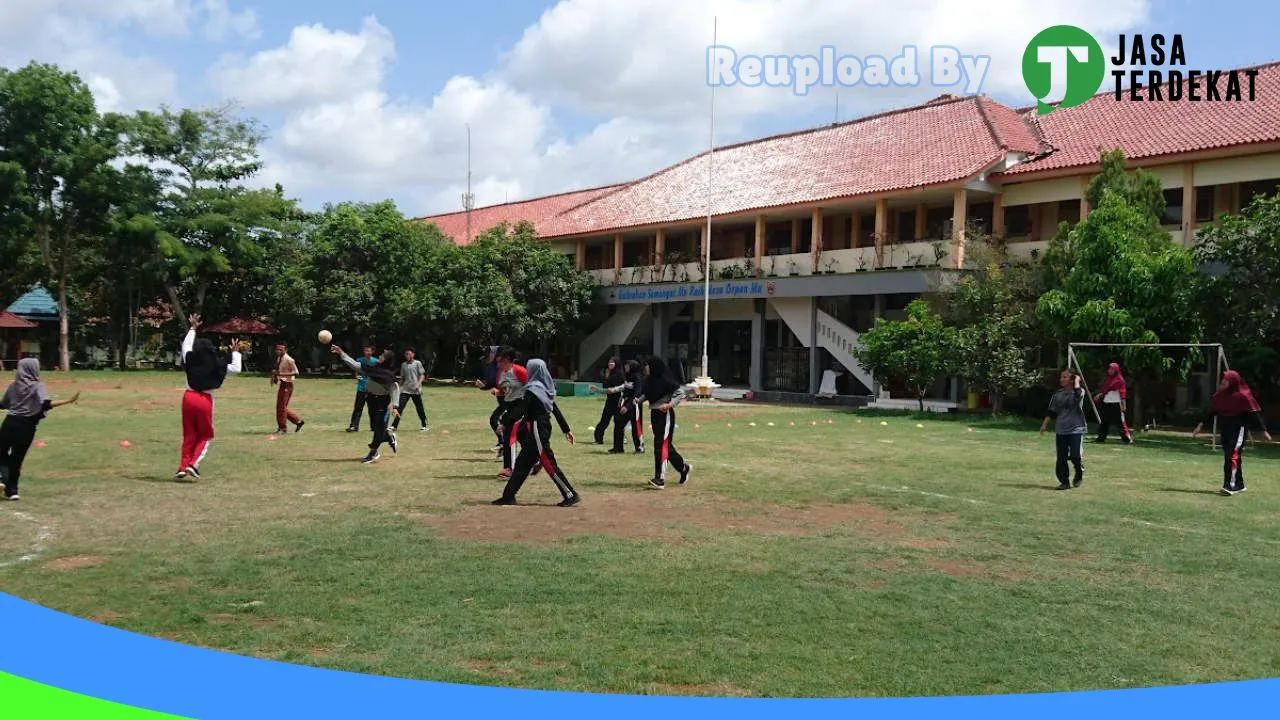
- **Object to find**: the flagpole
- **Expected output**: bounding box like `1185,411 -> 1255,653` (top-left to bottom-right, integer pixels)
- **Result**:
696,15 -> 719,398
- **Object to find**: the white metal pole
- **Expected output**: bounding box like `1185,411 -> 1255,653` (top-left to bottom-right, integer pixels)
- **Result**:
466,124 -> 473,243
699,15 -> 716,388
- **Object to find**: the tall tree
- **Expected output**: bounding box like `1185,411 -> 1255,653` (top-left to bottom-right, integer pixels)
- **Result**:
855,299 -> 961,412
1193,190 -> 1280,393
0,62 -> 122,370
937,236 -> 1044,415
1035,149 -> 1204,425
124,104 -> 287,327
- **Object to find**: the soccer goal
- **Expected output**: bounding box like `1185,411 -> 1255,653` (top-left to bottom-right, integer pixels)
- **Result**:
1066,342 -> 1231,450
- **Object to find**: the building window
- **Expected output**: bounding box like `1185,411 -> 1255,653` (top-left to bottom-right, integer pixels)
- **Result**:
1161,189 -> 1183,226
1057,199 -> 1081,227
1195,186 -> 1216,222
1004,205 -> 1030,236
897,210 -> 916,243
925,207 -> 950,240
1241,178 -> 1280,208
968,202 -> 993,235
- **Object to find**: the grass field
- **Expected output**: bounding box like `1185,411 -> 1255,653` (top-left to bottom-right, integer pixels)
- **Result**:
2,370 -> 1279,699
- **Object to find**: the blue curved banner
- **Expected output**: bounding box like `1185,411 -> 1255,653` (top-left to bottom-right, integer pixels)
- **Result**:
0,591 -> 1275,718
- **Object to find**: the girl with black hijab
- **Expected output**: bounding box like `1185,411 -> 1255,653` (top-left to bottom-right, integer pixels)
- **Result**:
2,358 -> 80,500
594,356 -> 625,445
611,359 -> 645,454
333,344 -> 402,464
492,359 -> 579,507
175,314 -> 243,480
643,356 -> 691,489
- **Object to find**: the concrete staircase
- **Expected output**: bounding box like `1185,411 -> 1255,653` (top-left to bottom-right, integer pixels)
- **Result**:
577,304 -> 649,377
768,298 -> 875,394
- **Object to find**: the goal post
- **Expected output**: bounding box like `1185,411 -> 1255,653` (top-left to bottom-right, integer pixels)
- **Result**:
1066,342 -> 1230,449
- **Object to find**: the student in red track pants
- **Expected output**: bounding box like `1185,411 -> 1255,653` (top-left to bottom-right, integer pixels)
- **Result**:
176,314 -> 243,481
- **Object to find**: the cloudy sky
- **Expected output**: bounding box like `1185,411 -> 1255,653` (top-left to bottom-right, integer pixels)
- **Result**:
2,0 -> 1274,216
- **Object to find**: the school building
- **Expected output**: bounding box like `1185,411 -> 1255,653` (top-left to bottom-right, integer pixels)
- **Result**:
420,61 -> 1280,406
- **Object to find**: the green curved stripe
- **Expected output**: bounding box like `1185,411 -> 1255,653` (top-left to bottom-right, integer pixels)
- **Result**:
0,671 -> 191,719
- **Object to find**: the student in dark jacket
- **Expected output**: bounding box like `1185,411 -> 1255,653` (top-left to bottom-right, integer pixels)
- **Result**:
1192,370 -> 1271,496
1,358 -> 80,500
643,356 -> 691,489
594,356 -> 624,445
1040,369 -> 1087,490
474,345 -> 504,452
611,359 -> 646,454
492,359 -> 579,507
333,345 -> 402,464
493,346 -> 529,479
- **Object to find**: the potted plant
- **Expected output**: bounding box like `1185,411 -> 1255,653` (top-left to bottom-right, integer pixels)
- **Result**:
856,255 -> 870,272
823,257 -> 839,274
931,240 -> 948,267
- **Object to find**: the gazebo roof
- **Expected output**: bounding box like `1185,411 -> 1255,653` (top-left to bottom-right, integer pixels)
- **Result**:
0,311 -> 37,329
201,317 -> 280,335
6,286 -> 58,320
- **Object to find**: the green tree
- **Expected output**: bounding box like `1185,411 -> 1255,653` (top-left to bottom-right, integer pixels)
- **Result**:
1193,190 -> 1280,391
855,299 -> 961,412
1035,149 -> 1204,425
0,62 -> 122,370
124,104 -> 293,327
937,237 -> 1044,415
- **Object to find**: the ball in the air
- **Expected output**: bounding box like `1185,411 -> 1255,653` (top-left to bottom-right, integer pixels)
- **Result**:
318,330 -> 332,344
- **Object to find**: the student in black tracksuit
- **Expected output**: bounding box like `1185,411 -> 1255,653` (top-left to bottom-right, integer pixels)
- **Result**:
1,358 -> 81,500
1192,370 -> 1272,496
493,347 -> 529,479
611,360 -> 646,454
474,345 -> 503,452
594,356 -> 623,445
492,359 -> 579,507
643,356 -> 691,489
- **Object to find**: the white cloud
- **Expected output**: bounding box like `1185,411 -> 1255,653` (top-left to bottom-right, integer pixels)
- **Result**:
233,0 -> 1154,217
209,16 -> 391,110
0,0 -> 258,114
503,0 -> 1151,119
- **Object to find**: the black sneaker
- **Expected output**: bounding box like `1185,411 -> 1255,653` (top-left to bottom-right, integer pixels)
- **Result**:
557,494 -> 580,507
491,497 -> 517,506
277,427 -> 288,435
362,451 -> 381,464
1073,476 -> 1083,488
294,420 -> 305,433
347,427 -> 359,433
608,448 -> 624,454
4,494 -> 18,501
635,447 -> 645,454
174,469 -> 187,480
679,464 -> 692,485
388,434 -> 398,454
648,478 -> 665,489
1056,483 -> 1071,490
186,465 -> 201,480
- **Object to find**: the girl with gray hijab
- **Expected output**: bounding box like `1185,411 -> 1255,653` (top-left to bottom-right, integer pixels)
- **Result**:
1,358 -> 80,500
492,358 -> 580,507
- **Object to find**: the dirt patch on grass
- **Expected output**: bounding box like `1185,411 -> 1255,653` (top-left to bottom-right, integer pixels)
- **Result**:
207,612 -> 282,630
925,558 -> 987,577
901,538 -> 954,549
650,681 -> 757,697
411,491 -> 916,545
464,660 -> 521,677
44,555 -> 107,571
88,610 -> 127,623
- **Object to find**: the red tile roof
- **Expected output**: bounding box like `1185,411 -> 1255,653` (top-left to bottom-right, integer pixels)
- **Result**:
995,60 -> 1280,178
417,184 -> 627,244
538,95 -> 1044,238
0,311 -> 36,329
201,317 -> 279,335
419,60 -> 1280,243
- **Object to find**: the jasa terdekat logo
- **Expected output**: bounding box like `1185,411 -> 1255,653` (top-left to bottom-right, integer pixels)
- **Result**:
1023,26 -> 1260,114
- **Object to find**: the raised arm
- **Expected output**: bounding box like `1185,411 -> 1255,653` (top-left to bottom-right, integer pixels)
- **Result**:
332,346 -> 362,373
180,328 -> 195,364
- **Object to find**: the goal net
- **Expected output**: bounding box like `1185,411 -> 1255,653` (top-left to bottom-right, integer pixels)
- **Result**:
1066,343 -> 1231,450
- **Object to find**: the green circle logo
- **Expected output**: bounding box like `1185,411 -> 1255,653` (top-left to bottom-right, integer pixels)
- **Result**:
1022,25 -> 1106,113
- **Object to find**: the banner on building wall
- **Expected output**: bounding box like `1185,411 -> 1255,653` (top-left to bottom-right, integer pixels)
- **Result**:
608,280 -> 772,304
